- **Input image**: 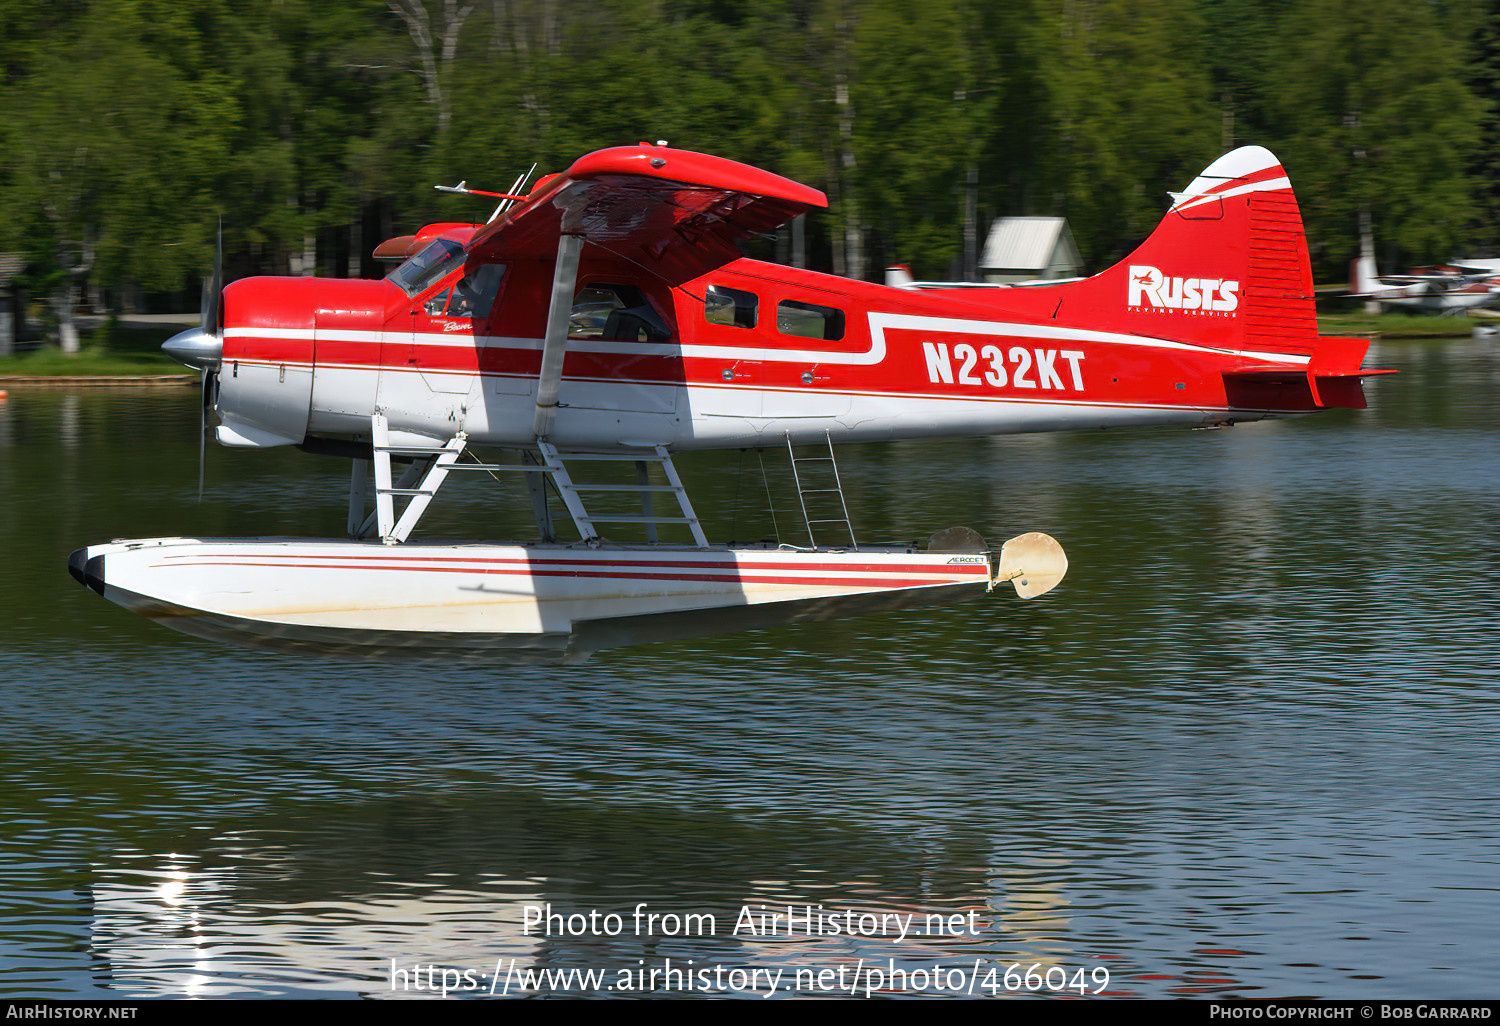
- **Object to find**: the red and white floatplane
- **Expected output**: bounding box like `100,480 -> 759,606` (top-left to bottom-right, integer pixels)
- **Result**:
71,143 -> 1385,661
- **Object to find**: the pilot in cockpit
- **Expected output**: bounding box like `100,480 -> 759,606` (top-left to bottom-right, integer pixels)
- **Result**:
445,263 -> 505,319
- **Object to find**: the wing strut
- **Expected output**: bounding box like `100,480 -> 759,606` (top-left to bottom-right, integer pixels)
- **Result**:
533,233 -> 583,440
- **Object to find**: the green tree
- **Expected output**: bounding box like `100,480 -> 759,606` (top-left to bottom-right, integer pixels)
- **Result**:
0,0 -> 237,346
1464,0 -> 1500,250
1006,0 -> 1221,267
850,0 -> 992,279
1195,0 -> 1292,151
1264,0 -> 1484,273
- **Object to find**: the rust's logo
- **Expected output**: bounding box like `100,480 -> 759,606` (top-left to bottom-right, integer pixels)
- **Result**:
1128,265 -> 1239,314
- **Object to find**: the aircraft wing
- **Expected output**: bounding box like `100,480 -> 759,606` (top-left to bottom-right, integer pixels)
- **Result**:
1372,267 -> 1499,289
467,144 -> 827,285
1446,268 -> 1500,286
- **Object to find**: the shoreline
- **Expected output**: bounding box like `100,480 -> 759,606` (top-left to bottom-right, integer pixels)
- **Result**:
0,375 -> 194,387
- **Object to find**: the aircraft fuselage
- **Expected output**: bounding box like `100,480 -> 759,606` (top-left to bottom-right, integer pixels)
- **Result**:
215,252 -> 1335,454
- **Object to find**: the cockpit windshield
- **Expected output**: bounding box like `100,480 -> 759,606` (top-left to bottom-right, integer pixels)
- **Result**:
387,238 -> 466,297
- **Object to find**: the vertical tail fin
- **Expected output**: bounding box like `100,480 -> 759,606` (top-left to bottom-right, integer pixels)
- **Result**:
1038,146 -> 1321,361
1017,145 -> 1387,408
942,146 -> 1387,409
885,263 -> 916,289
1350,232 -> 1382,295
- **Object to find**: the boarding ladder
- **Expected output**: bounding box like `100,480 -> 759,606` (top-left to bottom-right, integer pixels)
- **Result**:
537,440 -> 709,548
786,432 -> 857,550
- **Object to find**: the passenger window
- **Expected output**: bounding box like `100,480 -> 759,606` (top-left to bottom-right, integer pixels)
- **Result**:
777,299 -> 845,340
568,283 -> 671,341
705,284 -> 758,329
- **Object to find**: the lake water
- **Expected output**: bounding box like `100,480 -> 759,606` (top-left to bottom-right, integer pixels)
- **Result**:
2,336 -> 1497,999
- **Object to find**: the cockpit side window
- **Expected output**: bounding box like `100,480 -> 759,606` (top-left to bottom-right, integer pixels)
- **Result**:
388,238 -> 466,297
423,288 -> 452,315
449,263 -> 505,318
424,263 -> 505,318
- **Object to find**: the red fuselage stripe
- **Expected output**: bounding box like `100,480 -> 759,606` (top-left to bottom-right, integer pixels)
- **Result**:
151,559 -> 980,588
169,552 -> 979,575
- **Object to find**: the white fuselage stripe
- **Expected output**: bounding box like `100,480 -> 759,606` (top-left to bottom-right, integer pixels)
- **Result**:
228,312 -> 1311,368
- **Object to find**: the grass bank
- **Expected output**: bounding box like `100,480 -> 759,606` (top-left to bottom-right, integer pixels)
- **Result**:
1314,310 -> 1483,339
0,322 -> 185,377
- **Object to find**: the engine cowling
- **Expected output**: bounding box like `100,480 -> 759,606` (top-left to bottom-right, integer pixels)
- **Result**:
216,277 -> 316,447
217,277 -> 400,448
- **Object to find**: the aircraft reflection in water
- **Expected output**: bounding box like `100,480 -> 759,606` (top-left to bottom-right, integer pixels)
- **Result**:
70,143 -> 1387,661
82,802 -> 1090,999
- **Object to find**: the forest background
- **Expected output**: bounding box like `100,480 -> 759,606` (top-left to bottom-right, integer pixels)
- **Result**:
1,0 -> 1495,341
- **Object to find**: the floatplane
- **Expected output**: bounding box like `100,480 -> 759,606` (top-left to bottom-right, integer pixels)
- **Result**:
1348,233 -> 1500,315
70,143 -> 1387,662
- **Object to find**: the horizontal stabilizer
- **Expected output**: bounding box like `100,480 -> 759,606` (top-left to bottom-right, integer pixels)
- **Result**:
1223,336 -> 1393,409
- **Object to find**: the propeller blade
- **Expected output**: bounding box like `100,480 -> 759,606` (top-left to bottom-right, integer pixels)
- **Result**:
202,218 -> 222,337
198,367 -> 208,501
